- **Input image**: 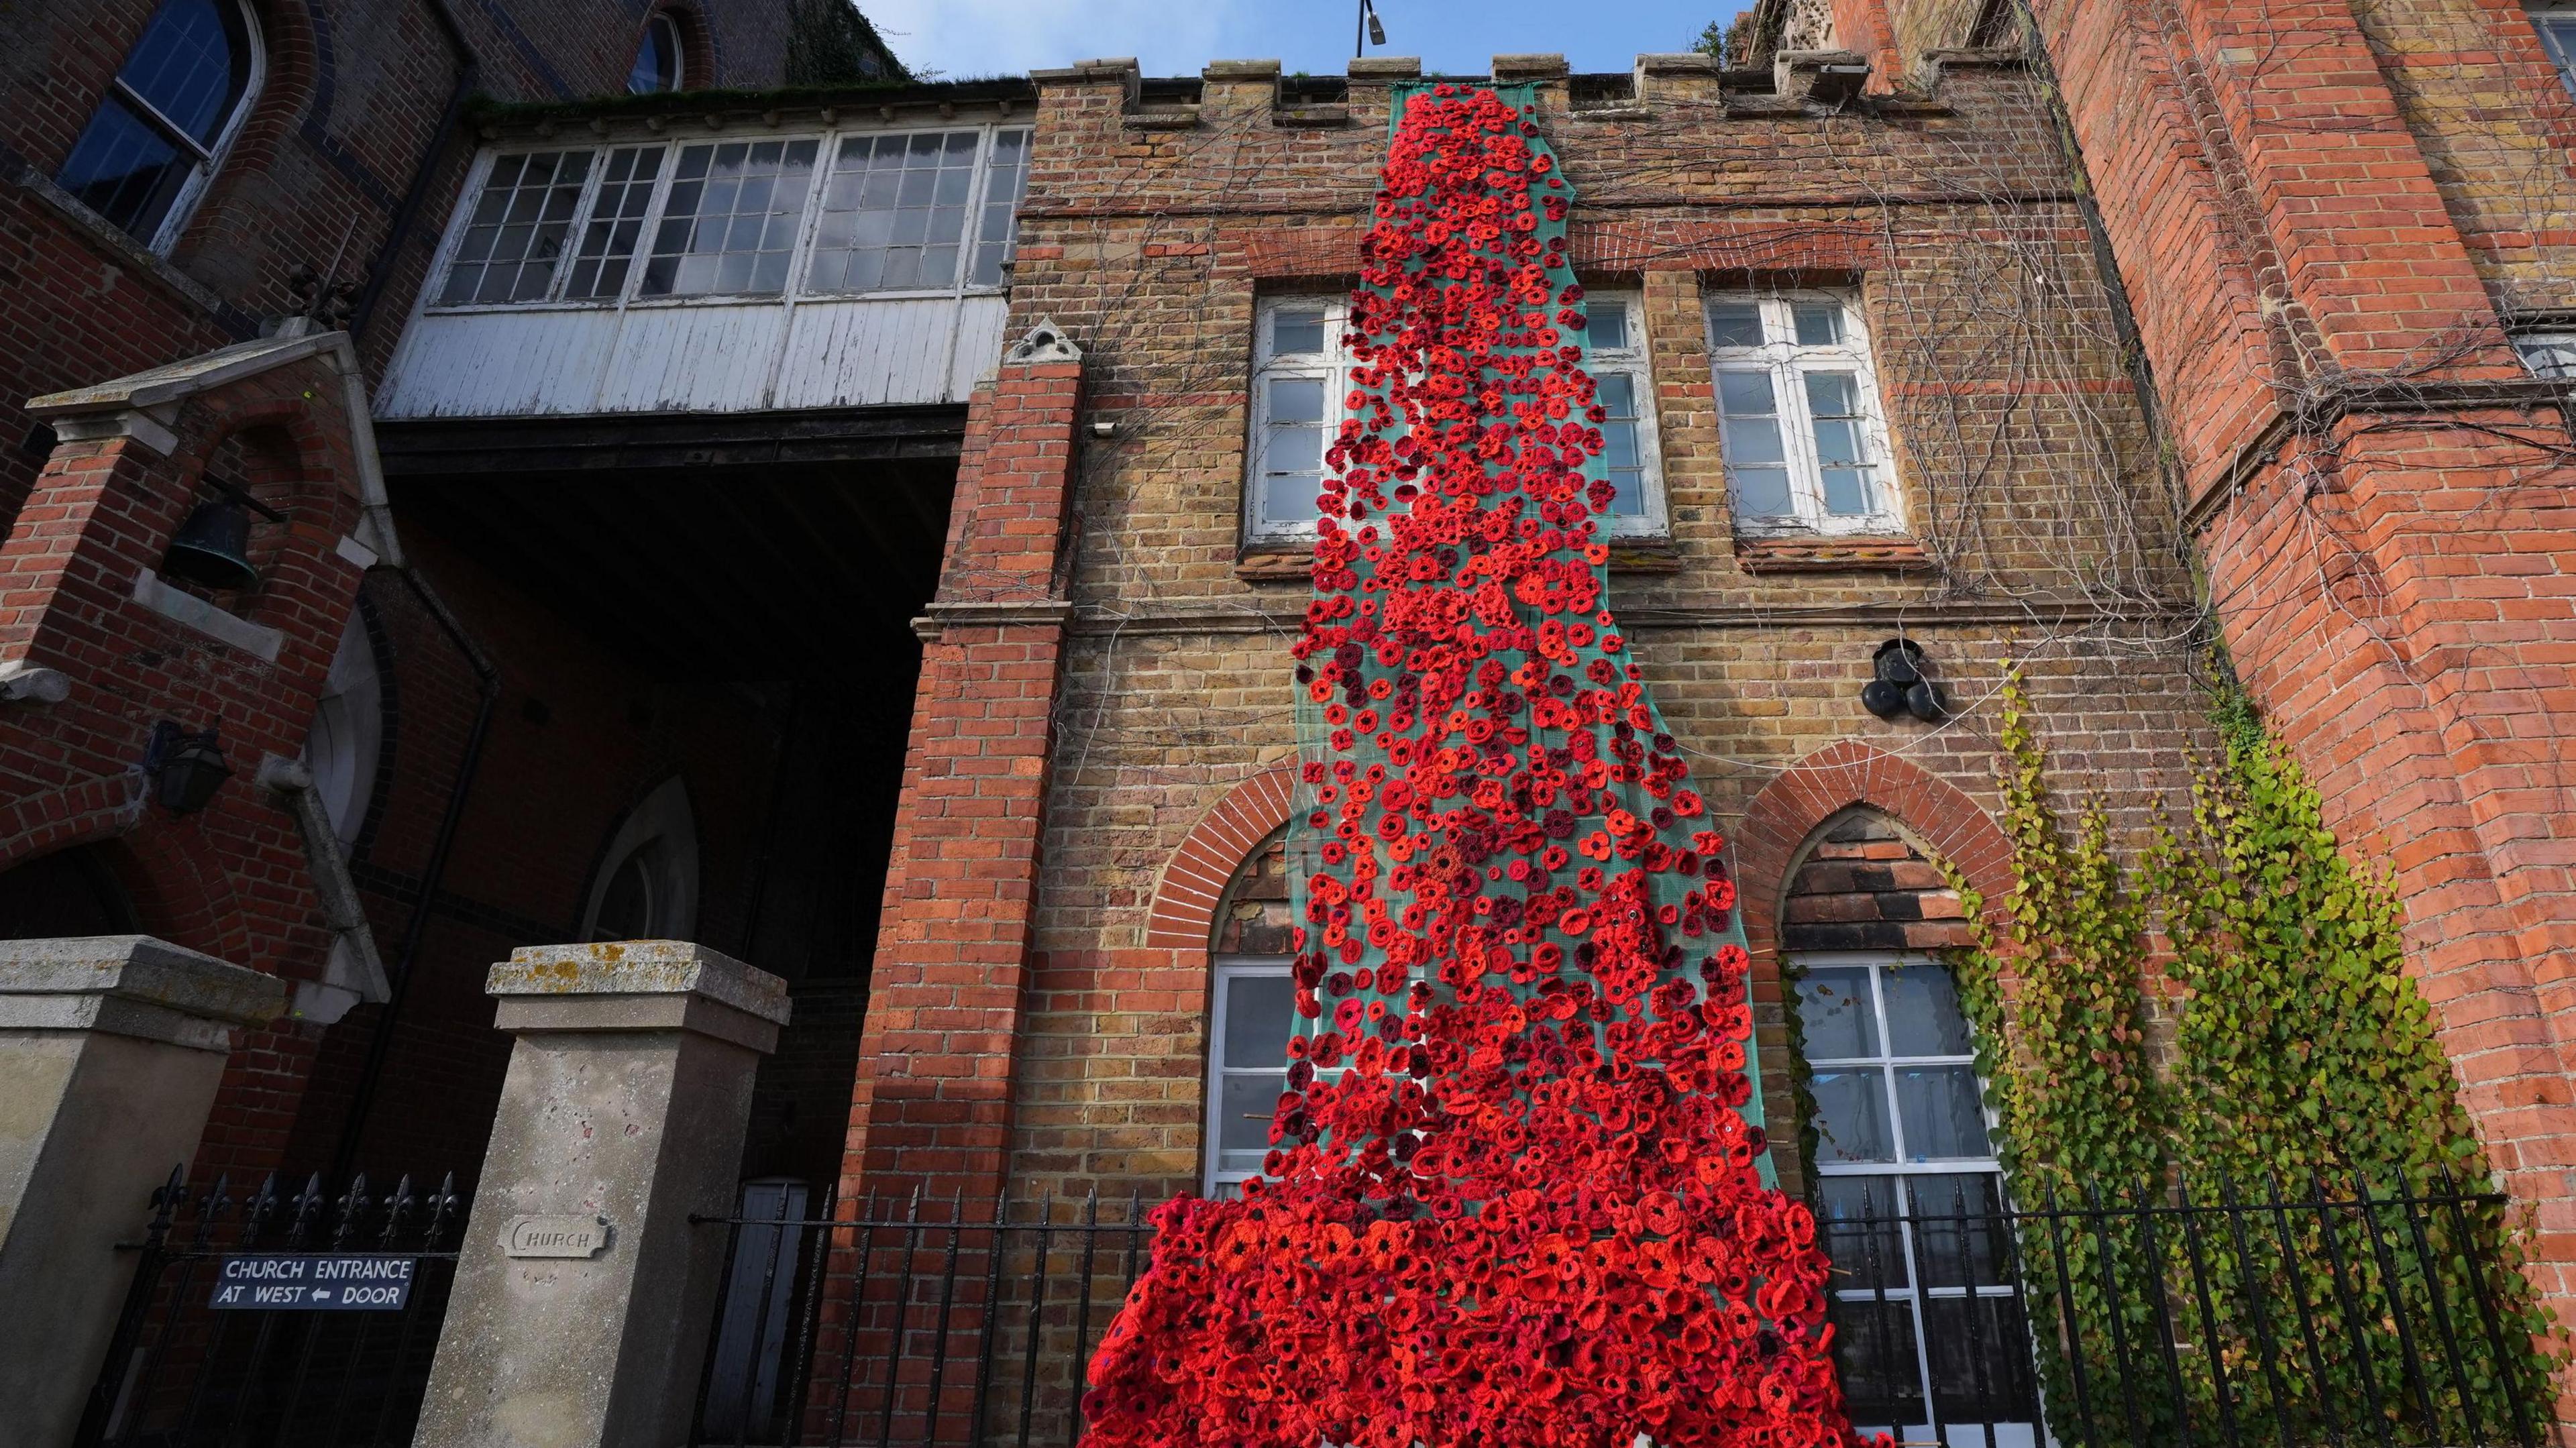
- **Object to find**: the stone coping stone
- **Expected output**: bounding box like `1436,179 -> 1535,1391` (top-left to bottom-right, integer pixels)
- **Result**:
488,940 -> 790,1027
0,935 -> 284,1030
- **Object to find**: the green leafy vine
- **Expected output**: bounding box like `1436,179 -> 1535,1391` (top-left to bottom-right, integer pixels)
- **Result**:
1940,669 -> 2563,1447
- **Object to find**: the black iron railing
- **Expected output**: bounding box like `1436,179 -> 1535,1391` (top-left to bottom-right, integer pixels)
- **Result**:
76,1165 -> 468,1448
689,1175 -> 2553,1448
1818,1170 -> 2548,1448
688,1190 -> 1157,1448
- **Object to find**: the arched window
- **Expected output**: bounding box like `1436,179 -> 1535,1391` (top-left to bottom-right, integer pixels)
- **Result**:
583,776 -> 701,942
1784,811 -> 2039,1445
629,12 -> 685,93
1203,827 -> 1295,1196
56,0 -> 264,251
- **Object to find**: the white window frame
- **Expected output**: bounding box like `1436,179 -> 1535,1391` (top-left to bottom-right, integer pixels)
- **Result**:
1244,294 -> 1352,545
2513,327 -> 2576,380
421,122 -> 1032,314
1581,289 -> 1670,539
2531,5 -> 2576,98
800,128 -> 1002,300
68,0 -> 267,256
1202,954 -> 1295,1196
1706,288 -> 1905,537
1796,950 -> 2036,1447
1242,287 -> 1670,546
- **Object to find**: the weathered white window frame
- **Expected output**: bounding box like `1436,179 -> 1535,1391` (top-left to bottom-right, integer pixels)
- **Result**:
1202,954 -> 1296,1195
1583,290 -> 1670,538
1796,950 -> 2033,1447
1244,294 -> 1353,545
1705,289 -> 1904,537
421,123 -> 1032,313
58,0 -> 266,256
1244,288 -> 1668,546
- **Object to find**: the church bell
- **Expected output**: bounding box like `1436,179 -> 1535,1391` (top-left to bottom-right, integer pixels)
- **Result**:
162,498 -> 260,590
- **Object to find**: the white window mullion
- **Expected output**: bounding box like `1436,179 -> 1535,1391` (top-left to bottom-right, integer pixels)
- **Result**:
617,142 -> 682,309
547,153 -> 616,304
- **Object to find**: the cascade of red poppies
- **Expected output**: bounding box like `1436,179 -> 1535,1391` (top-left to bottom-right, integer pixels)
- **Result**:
1080,85 -> 1859,1448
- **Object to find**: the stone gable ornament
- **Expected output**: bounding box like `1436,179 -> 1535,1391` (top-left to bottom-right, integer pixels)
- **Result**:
1004,319 -> 1083,364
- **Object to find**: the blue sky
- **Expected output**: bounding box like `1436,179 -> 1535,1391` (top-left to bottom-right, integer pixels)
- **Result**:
860,0 -> 1750,81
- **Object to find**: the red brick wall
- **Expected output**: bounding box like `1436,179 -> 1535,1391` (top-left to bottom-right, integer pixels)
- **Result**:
834,353 -> 1087,1205
2026,0 -> 2576,1340
0,349 -> 368,1180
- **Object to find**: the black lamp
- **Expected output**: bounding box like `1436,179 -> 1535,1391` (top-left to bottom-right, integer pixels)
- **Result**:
1862,638 -> 1945,723
1356,0 -> 1387,56
144,720 -> 233,815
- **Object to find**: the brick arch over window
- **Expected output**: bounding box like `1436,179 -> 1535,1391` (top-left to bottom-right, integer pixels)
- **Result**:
1733,741 -> 2014,968
1146,763 -> 1298,955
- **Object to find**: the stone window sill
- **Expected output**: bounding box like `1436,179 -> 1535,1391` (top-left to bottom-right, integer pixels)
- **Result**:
1733,535 -> 1933,573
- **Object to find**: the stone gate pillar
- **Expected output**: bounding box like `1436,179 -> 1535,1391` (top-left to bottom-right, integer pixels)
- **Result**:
411,941 -> 790,1448
0,934 -> 283,1447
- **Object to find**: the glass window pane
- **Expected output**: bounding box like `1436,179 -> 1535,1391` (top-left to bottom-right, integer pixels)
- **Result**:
1895,1066 -> 1991,1160
1722,416 -> 1786,467
1716,370 -> 1778,416
1811,1070 -> 1895,1164
810,129 -> 985,295
642,140 -> 813,296
1882,964 -> 1974,1056
1601,421 -> 1640,472
437,150 -> 594,304
1732,467 -> 1794,519
1907,1172 -> 2011,1288
56,99 -> 193,243
1224,974 -> 1296,1064
1794,301 -> 1846,346
118,0 -> 251,148
1589,302 -> 1629,351
1811,418 -> 1864,466
1922,1292 -> 2042,1423
1795,966 -> 1879,1060
2538,16 -> 2576,93
1708,302 -> 1764,348
564,146 -> 663,300
1271,309 -> 1327,357
1266,377 -> 1325,424
968,130 -> 1030,286
1825,1294 -> 1927,1431
1217,1072 -> 1287,1168
1816,1176 -> 1909,1289
1821,469 -> 1874,517
1805,370 -> 1861,417
1595,371 -> 1635,420
1260,471 -> 1320,528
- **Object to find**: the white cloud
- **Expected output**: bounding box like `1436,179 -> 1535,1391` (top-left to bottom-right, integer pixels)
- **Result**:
863,0 -> 1260,80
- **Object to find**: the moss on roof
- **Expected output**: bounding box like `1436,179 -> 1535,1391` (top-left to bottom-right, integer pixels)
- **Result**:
466,74 -> 1038,129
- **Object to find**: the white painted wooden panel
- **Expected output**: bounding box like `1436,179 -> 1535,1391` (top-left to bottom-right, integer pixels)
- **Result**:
376,311 -> 619,419
773,297 -> 962,409
594,305 -> 792,414
953,294 -> 1011,397
378,294 -> 1002,419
